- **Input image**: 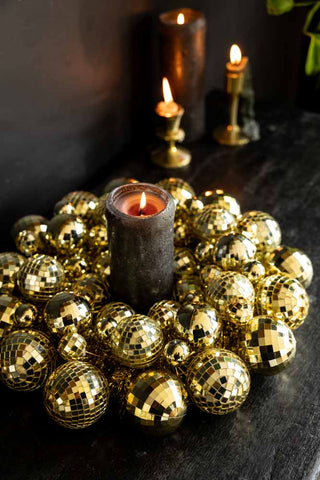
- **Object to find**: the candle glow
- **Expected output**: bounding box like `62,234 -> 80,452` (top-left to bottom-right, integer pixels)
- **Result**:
139,192 -> 147,214
177,13 -> 185,25
162,77 -> 174,103
230,44 -> 242,65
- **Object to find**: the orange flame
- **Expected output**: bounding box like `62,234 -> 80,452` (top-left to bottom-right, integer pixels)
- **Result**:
139,192 -> 147,212
230,44 -> 242,65
162,77 -> 174,103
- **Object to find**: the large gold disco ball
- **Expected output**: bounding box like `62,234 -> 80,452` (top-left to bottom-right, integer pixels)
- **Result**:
214,233 -> 256,271
44,361 -> 109,429
54,191 -> 99,226
110,314 -> 163,368
205,271 -> 255,319
193,206 -> 237,241
44,291 -> 92,335
126,370 -> 187,435
186,348 -> 250,414
11,215 -> 48,239
255,274 -> 309,329
156,178 -> 195,207
96,301 -> 135,344
239,316 -> 296,375
16,254 -> 65,302
148,299 -> 179,333
45,214 -> 87,253
267,245 -> 313,288
0,252 -> 25,294
199,189 -> 241,217
0,329 -> 56,391
237,211 -> 281,253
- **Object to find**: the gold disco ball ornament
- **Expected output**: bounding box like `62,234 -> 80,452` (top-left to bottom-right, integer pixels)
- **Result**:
237,211 -> 281,253
15,230 -> 42,257
93,251 -> 111,283
174,219 -> 191,247
194,241 -> 215,265
226,297 -> 254,326
184,196 -> 204,215
214,233 -> 256,271
174,276 -> 204,303
88,224 -> 108,252
72,274 -> 110,312
0,295 -> 23,339
44,361 -> 109,429
44,291 -> 92,336
103,177 -> 139,194
205,271 -> 255,318
57,331 -> 87,361
200,264 -> 222,287
241,260 -> 266,284
96,301 -> 135,344
125,370 -> 187,435
14,303 -> 38,328
54,191 -> 99,226
0,252 -> 25,294
186,348 -> 250,414
199,189 -> 241,217
193,206 -> 237,241
174,303 -> 221,348
45,214 -> 87,253
174,247 -> 198,276
62,252 -> 88,280
163,339 -> 191,367
156,178 -> 195,207
148,299 -> 179,333
239,316 -> 296,375
16,254 -> 65,303
267,245 -> 313,288
0,329 -> 56,391
11,215 -> 48,239
255,274 -> 309,329
110,314 -> 163,368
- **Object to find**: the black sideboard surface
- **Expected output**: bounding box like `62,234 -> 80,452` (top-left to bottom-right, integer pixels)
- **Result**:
0,106 -> 320,480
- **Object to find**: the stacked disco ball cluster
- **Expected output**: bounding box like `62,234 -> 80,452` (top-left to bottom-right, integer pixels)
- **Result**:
0,177 -> 313,435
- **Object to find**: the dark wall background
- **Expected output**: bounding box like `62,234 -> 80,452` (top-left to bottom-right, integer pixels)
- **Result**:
0,0 -> 306,247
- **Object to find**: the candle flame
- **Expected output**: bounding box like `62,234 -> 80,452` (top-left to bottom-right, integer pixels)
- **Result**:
140,192 -> 147,212
230,44 -> 242,65
177,13 -> 185,25
162,77 -> 173,103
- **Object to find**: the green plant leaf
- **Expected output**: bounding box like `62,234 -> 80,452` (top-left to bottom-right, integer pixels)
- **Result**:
303,1 -> 320,31
305,33 -> 320,74
266,0 -> 294,15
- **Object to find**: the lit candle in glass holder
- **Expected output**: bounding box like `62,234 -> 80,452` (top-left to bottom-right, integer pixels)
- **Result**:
213,44 -> 250,146
152,77 -> 191,169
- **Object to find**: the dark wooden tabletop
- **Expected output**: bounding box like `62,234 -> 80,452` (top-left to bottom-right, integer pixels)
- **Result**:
1,106 -> 320,480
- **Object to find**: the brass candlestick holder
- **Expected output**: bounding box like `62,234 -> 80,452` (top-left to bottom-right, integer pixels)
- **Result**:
214,57 -> 250,146
152,105 -> 191,169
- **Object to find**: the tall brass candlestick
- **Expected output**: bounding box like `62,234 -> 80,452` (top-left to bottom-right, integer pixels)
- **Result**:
214,44 -> 250,146
159,8 -> 206,142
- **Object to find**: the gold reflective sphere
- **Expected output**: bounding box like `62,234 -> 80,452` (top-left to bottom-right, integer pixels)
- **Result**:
15,230 -> 42,256
126,370 -> 187,435
239,316 -> 296,375
267,245 -> 313,288
163,339 -> 191,367
0,295 -> 23,339
186,348 -> 250,414
0,252 -> 25,294
44,361 -> 109,429
58,331 -> 87,361
174,247 -> 198,276
241,260 -> 266,284
174,276 -> 204,303
194,241 -> 215,265
0,329 -> 56,391
93,250 -> 111,283
72,274 -> 110,312
255,274 -> 309,329
44,291 -> 92,336
11,215 -> 48,239
156,178 -> 195,207
193,206 -> 237,241
14,303 -> 38,328
45,214 -> 87,253
96,302 -> 135,344
214,233 -> 256,271
237,211 -> 281,253
148,299 -> 179,332
174,303 -> 221,347
17,254 -> 65,303
226,297 -> 254,326
200,264 -> 222,288
199,189 -> 241,217
184,196 -> 204,215
88,224 -> 108,252
174,219 -> 191,247
205,271 -> 255,319
110,314 -> 163,368
62,252 -> 88,280
55,191 -> 99,226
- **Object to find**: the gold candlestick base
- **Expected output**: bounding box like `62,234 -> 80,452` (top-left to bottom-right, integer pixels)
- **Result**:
213,124 -> 250,146
152,144 -> 191,169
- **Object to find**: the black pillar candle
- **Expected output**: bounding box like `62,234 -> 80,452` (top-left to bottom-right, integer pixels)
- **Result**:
159,8 -> 206,142
105,183 -> 175,312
